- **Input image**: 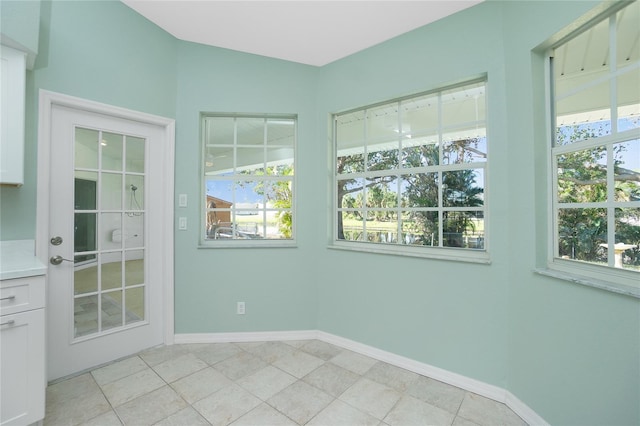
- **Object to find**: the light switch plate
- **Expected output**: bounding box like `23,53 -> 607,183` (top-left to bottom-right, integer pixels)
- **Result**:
178,194 -> 187,207
178,217 -> 187,230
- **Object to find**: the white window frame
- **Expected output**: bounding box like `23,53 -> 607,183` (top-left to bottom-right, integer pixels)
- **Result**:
199,113 -> 297,248
330,78 -> 490,263
542,3 -> 640,298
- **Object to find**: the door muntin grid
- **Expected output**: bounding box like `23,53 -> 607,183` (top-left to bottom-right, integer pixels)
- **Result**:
73,127 -> 147,339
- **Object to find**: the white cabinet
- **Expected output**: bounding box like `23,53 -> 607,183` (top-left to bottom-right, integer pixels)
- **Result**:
0,275 -> 45,426
0,44 -> 27,186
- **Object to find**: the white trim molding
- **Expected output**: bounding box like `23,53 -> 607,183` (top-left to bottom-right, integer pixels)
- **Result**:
175,330 -> 549,425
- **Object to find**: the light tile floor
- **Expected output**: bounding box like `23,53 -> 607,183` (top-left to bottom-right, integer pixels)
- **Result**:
44,340 -> 527,426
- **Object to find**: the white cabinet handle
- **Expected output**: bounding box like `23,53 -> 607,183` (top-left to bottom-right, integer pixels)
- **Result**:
0,295 -> 16,301
0,319 -> 16,327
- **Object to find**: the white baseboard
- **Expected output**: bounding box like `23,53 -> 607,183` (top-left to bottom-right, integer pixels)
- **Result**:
174,330 -> 548,426
174,330 -> 319,344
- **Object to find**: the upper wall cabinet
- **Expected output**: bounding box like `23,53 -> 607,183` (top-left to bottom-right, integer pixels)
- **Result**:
0,45 -> 26,186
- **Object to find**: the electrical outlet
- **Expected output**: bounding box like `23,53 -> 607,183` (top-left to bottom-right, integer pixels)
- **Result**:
237,301 -> 245,315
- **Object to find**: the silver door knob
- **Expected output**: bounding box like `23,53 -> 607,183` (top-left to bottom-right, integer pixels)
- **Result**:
50,236 -> 63,246
50,255 -> 73,265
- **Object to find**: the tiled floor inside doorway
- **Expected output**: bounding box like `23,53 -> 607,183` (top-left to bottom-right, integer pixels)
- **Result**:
44,340 -> 527,426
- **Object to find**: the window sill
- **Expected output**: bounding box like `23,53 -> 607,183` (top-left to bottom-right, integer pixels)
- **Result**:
198,241 -> 297,249
328,241 -> 491,264
534,264 -> 640,299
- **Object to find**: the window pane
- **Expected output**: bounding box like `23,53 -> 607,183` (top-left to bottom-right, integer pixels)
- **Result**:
237,147 -> 264,173
616,1 -> 640,70
442,169 -> 484,207
615,208 -> 640,271
367,104 -> 399,144
267,119 -> 295,146
336,111 -> 365,151
442,137 -> 487,164
443,211 -> 484,248
557,146 -> 607,203
338,178 -> 365,209
265,149 -> 294,172
442,82 -> 486,128
614,140 -> 640,202
337,152 -> 364,174
617,70 -> 640,131
340,212 -> 364,241
402,211 -> 438,246
401,94 -> 438,136
558,208 -> 607,265
368,147 -> 398,171
556,80 -> 611,144
237,118 -> 264,146
401,173 -> 438,208
204,146 -> 233,174
204,117 -> 235,145
402,136 -> 439,168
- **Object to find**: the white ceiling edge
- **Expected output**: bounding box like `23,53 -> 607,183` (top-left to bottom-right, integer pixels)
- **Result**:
121,0 -> 483,66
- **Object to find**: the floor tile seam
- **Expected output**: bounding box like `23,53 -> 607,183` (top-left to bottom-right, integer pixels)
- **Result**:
88,372 -> 127,426
300,394 -> 339,425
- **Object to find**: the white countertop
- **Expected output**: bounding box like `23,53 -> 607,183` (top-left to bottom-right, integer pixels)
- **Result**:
0,240 -> 47,280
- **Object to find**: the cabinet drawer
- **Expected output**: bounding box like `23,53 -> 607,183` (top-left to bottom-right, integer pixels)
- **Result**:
0,275 -> 45,315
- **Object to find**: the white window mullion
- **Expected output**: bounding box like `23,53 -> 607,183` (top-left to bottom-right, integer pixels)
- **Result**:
609,14 -> 618,134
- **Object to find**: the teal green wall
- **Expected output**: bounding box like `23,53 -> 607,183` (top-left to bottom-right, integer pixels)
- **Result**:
1,1 -> 638,424
172,42 -> 320,332
315,1 -> 511,387
501,2 -> 640,424
1,0 -> 40,57
0,0 -> 177,240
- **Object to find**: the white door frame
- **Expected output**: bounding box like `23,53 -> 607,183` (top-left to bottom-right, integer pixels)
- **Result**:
35,90 -> 175,357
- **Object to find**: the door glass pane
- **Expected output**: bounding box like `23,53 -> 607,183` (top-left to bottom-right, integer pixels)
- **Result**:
74,213 -> 97,255
102,173 -> 122,210
124,214 -> 144,249
102,290 -> 123,331
102,213 -> 122,250
125,287 -> 144,324
101,252 -> 122,291
101,132 -> 123,171
125,175 -> 144,212
74,264 -> 97,295
125,250 -> 144,287
74,295 -> 98,337
126,136 -> 145,173
75,128 -> 99,169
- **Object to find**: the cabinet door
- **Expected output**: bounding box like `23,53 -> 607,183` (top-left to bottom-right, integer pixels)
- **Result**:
0,45 -> 26,186
0,309 -> 45,426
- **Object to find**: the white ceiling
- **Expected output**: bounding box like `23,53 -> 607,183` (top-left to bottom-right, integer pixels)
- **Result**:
121,0 -> 482,66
